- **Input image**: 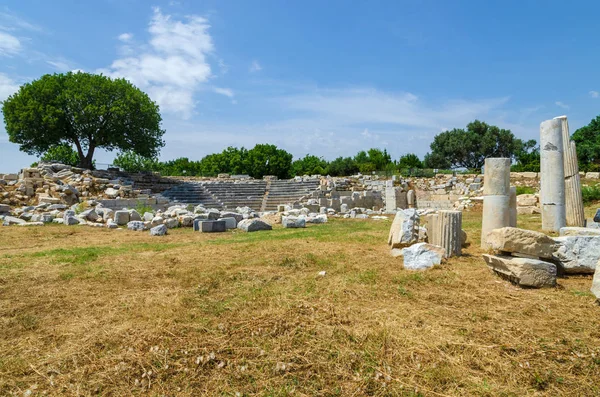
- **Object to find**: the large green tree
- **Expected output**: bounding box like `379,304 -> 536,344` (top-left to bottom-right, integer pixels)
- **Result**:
2,72 -> 165,169
398,153 -> 423,169
245,144 -> 293,179
425,120 -> 525,170
572,116 -> 600,171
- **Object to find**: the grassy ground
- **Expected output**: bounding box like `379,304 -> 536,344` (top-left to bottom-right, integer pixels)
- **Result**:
2,208 -> 600,396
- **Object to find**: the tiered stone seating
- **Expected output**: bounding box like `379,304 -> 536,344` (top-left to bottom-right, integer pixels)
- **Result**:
160,183 -> 223,208
264,180 -> 320,211
201,181 -> 267,211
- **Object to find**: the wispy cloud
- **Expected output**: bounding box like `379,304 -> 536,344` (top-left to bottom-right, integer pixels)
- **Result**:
0,31 -> 21,56
213,87 -> 234,98
590,91 -> 599,99
249,60 -> 262,73
0,72 -> 19,102
46,59 -> 72,72
99,7 -> 216,118
118,32 -> 133,42
555,101 -> 570,110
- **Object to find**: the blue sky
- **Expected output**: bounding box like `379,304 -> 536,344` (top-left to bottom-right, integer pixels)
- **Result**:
1,0 -> 599,171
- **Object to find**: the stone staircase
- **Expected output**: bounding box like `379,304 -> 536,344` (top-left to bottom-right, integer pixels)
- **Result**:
160,179 -> 321,211
263,180 -> 320,211
202,181 -> 267,211
160,183 -> 223,208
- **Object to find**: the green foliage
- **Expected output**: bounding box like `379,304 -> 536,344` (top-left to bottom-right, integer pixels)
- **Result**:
426,120 -> 526,169
573,116 -> 600,171
326,156 -> 359,176
245,144 -> 293,179
135,202 -> 154,215
515,186 -> 535,195
113,152 -> 160,173
40,143 -> 80,166
582,185 -> 600,204
291,154 -> 328,176
511,139 -> 540,172
398,153 -> 423,169
2,72 -> 165,169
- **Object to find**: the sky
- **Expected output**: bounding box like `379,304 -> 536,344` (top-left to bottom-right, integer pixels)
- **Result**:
1,0 -> 600,172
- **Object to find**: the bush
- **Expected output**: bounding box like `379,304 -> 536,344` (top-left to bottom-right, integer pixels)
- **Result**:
516,186 -> 536,195
582,185 -> 600,204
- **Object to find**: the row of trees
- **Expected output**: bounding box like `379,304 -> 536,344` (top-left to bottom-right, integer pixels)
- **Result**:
5,72 -> 600,176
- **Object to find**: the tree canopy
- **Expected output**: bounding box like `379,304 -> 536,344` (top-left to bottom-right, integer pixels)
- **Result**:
572,116 -> 600,171
2,72 -> 165,169
424,120 -> 527,170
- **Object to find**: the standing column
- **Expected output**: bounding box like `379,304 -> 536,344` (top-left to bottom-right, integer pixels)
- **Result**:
438,210 -> 462,257
555,116 -> 585,227
509,186 -> 517,227
407,189 -> 416,209
540,118 -> 566,232
481,158 -> 511,249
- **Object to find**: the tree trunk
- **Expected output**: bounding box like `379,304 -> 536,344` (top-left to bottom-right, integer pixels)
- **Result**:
78,145 -> 95,170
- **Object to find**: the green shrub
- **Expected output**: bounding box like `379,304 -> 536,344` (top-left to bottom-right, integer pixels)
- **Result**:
582,185 -> 600,203
135,202 -> 154,215
515,186 -> 535,195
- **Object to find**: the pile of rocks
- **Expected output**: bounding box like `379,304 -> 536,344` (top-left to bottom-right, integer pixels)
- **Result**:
483,226 -> 600,289
0,162 -> 146,208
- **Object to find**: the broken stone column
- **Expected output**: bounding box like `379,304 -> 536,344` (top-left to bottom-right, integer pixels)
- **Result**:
555,116 -> 585,227
426,213 -> 440,246
437,210 -> 462,257
509,186 -> 517,227
481,158 -> 511,249
407,189 -> 416,209
540,118 -> 566,232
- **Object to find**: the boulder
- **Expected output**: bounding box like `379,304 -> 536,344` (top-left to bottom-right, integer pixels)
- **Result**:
129,210 -> 142,221
2,216 -> 26,225
553,236 -> 600,274
486,227 -> 556,259
237,218 -> 273,232
164,218 -> 179,229
401,243 -> 445,271
220,211 -> 243,223
106,219 -> 118,229
0,204 -> 10,214
388,208 -> 419,249
143,212 -> 154,222
517,206 -> 541,215
114,210 -> 130,226
591,266 -> 600,300
261,212 -> 282,225
483,254 -> 556,288
179,215 -> 194,227
150,224 -> 168,236
282,216 -> 306,228
306,214 -> 328,224
559,227 -> 600,237
127,221 -> 146,231
80,208 -> 99,222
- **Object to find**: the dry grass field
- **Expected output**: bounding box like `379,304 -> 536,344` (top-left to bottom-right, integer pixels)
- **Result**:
2,207 -> 600,396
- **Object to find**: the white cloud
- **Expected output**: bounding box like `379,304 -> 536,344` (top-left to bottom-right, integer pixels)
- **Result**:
0,10 -> 42,32
46,59 -> 71,72
118,33 -> 133,42
213,87 -> 234,98
249,60 -> 262,73
100,7 -> 215,117
590,91 -> 599,99
0,31 -> 21,56
0,73 -> 19,102
555,101 -> 570,110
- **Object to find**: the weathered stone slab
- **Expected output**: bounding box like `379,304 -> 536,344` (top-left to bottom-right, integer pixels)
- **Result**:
559,227 -> 600,237
237,218 -> 272,232
517,194 -> 538,207
220,217 -> 237,229
197,220 -> 226,233
486,227 -> 557,259
591,266 -> 600,300
483,254 -> 556,288
402,243 -> 445,270
0,204 -> 10,214
282,216 -> 306,228
553,236 -> 600,274
127,221 -> 146,231
388,208 -> 419,249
